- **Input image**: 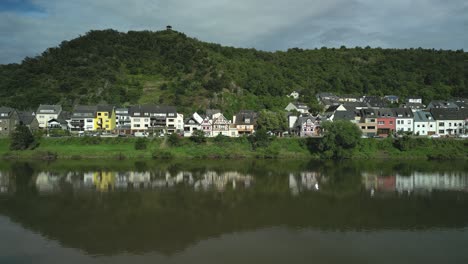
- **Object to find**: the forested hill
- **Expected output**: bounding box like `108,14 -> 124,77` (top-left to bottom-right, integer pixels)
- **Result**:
0,29 -> 467,116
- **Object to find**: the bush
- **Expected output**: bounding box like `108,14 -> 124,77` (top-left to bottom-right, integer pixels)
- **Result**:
248,129 -> 272,150
168,133 -> 180,147
10,123 -> 36,150
190,130 -> 206,144
134,138 -> 147,150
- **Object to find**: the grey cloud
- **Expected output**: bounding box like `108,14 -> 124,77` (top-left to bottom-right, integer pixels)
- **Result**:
0,0 -> 467,64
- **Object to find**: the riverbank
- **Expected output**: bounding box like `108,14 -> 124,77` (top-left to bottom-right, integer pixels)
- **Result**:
0,137 -> 466,160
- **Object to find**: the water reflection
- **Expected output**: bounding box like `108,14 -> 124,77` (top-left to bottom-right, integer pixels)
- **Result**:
32,170 -> 254,194
363,171 -> 468,196
1,160 -> 468,261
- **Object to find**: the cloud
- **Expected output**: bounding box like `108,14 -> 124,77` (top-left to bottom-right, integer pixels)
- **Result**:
0,0 -> 466,64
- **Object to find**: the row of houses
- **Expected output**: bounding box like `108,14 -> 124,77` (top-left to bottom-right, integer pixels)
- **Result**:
283,93 -> 468,137
0,104 -> 258,137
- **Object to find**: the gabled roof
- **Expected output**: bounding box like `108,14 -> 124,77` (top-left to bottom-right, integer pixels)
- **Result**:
206,109 -> 221,118
129,105 -> 177,116
363,96 -> 387,108
376,108 -> 394,118
18,111 -> 36,125
291,102 -> 309,109
342,101 -> 369,110
294,114 -> 320,127
427,100 -> 458,109
97,105 -> 114,114
392,108 -> 414,118
37,104 -> 62,114
234,110 -> 257,125
359,108 -> 378,118
72,105 -> 98,118
430,108 -> 468,120
333,110 -> 356,121
0,107 -> 16,119
413,111 -> 435,122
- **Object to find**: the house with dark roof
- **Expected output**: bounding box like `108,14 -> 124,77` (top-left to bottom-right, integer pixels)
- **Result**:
70,105 -> 97,132
413,111 -> 436,136
183,112 -> 204,137
393,108 -> 414,133
427,100 -> 458,110
356,108 -> 378,137
36,105 -> 62,129
0,107 -> 19,136
333,110 -> 357,123
384,95 -> 399,104
291,114 -> 321,137
400,102 -> 425,112
233,110 -> 257,135
406,96 -> 422,104
129,105 -> 182,135
47,111 -> 70,131
430,108 -> 467,136
363,96 -> 387,108
115,107 -> 131,133
376,108 -> 395,137
18,111 -> 39,131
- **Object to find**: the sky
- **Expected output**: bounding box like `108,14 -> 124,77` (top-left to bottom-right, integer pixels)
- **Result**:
0,0 -> 467,64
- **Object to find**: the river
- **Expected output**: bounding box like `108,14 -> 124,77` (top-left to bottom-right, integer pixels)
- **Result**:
0,159 -> 467,263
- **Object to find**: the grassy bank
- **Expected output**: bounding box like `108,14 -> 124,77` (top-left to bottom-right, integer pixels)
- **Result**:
0,136 -> 466,160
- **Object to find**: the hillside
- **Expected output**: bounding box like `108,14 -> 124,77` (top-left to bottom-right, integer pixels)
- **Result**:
0,29 -> 467,116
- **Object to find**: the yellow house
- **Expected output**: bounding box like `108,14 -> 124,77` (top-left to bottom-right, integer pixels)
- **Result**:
94,106 -> 116,131
93,171 -> 115,192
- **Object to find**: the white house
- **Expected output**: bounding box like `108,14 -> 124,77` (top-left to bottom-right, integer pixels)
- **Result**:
129,105 -> 182,135
36,105 -> 62,129
70,105 -> 97,132
393,108 -> 414,133
406,96 -> 422,104
413,111 -> 436,136
184,112 -> 203,137
285,102 -> 309,114
430,108 -> 466,136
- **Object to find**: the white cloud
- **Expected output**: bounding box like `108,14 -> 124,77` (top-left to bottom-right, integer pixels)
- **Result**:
0,0 -> 466,63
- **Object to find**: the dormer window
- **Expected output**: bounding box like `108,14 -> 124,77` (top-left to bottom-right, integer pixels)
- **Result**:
245,118 -> 250,124
135,113 -> 140,116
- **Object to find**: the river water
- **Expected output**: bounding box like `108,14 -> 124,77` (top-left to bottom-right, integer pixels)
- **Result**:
0,159 -> 467,264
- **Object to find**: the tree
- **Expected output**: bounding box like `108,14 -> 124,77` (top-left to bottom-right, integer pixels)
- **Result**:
10,123 -> 35,150
319,121 -> 362,159
248,128 -> 271,150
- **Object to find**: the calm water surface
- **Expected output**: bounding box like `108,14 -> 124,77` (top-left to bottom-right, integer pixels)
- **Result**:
0,159 -> 467,264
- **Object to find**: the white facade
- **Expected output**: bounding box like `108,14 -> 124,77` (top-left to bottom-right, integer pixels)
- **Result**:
130,115 -> 150,130
184,112 -> 203,137
436,119 -> 465,135
395,118 -> 413,133
413,120 -> 436,136
166,113 -> 184,134
36,105 -> 62,128
285,103 -> 309,114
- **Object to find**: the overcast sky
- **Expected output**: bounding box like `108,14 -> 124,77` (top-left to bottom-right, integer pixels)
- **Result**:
1,0 -> 467,64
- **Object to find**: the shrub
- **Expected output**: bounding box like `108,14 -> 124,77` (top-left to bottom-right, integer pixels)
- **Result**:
134,138 -> 147,150
190,130 -> 206,144
152,150 -> 173,159
10,123 -> 35,150
167,133 -> 180,147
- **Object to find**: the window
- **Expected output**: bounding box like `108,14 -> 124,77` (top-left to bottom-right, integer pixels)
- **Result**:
368,126 -> 376,129
449,123 -> 452,126
87,119 -> 93,122
439,130 -> 444,134
135,113 -> 140,116
168,119 -> 174,122
389,121 -> 393,125
378,121 -> 384,125
144,119 -> 149,122
422,125 -> 425,128
105,125 -> 109,128
135,124 -> 140,128
144,124 -> 149,127
361,126 -> 365,129
104,113 -> 108,116
370,119 -> 375,122
430,124 -> 433,128
134,119 -> 140,122
407,120 -> 411,124
439,122 -> 444,126
417,125 -> 420,128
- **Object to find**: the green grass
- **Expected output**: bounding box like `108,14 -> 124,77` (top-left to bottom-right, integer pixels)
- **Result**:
0,137 -> 466,160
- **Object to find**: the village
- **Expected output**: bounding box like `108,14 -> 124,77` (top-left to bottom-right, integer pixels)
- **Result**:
0,92 -> 467,139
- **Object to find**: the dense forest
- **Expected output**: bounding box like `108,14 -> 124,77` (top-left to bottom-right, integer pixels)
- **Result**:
0,29 -> 467,116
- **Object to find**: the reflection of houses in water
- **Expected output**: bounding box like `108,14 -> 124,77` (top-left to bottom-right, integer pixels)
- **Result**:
35,172 -> 61,193
362,172 -> 396,193
0,171 -> 10,193
289,171 -> 320,195
31,170 -> 253,193
396,172 -> 468,193
194,171 -> 252,191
